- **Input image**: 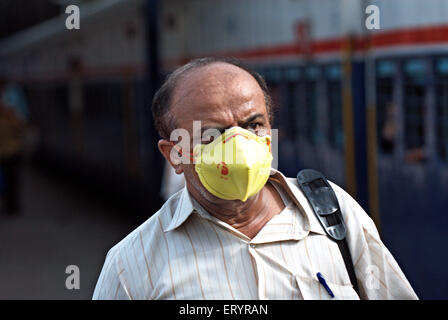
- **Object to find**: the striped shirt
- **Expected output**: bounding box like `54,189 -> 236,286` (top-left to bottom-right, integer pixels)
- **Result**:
92,169 -> 418,300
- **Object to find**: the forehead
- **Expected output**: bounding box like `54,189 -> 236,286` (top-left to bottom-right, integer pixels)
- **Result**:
170,62 -> 267,131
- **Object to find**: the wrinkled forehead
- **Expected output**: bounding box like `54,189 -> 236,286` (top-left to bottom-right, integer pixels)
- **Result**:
172,63 -> 261,104
169,62 -> 267,130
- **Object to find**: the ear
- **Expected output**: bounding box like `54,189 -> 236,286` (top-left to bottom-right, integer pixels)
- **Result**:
158,139 -> 184,174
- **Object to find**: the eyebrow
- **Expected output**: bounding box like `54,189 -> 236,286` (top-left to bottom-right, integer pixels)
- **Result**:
198,113 -> 266,136
238,113 -> 265,127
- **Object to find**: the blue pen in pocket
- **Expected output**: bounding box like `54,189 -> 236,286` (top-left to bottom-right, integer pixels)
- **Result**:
317,272 -> 334,298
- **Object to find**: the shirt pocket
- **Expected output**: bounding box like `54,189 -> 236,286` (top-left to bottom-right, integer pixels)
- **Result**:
295,275 -> 360,300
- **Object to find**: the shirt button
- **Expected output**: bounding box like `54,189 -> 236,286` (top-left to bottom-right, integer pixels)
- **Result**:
250,244 -> 256,248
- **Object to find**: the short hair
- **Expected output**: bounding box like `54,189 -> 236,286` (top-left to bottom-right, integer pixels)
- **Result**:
151,57 -> 274,139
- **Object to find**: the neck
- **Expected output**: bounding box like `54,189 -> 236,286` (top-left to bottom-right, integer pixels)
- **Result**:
188,182 -> 285,239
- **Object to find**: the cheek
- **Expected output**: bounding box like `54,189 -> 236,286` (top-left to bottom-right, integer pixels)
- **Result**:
266,127 -> 272,136
258,125 -> 271,137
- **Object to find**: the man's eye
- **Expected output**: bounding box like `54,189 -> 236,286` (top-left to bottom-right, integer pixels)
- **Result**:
247,122 -> 264,134
249,122 -> 262,129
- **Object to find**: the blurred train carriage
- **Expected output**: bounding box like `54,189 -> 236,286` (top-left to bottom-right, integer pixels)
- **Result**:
0,0 -> 164,215
0,0 -> 447,298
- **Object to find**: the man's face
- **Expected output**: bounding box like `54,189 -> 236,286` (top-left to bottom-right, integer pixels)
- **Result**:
167,62 -> 271,203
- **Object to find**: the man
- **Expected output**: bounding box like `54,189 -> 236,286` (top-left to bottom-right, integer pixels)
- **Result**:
93,57 -> 418,300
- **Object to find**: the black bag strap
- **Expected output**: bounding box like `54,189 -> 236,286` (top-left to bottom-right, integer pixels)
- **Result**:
296,169 -> 360,296
336,238 -> 360,295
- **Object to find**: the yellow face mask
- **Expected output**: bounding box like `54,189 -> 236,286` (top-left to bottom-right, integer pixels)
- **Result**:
193,126 -> 273,201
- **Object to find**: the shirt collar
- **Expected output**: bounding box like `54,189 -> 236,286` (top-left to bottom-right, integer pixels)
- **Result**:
268,169 -> 326,236
163,168 -> 326,237
163,186 -> 196,232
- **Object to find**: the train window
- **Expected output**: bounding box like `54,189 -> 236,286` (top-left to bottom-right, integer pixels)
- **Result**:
304,66 -> 319,145
264,68 -> 282,85
376,60 -> 397,154
403,59 -> 427,161
83,82 -> 123,120
82,81 -> 125,173
435,57 -> 448,161
263,68 -> 283,129
51,85 -> 70,119
326,64 -> 343,150
42,84 -> 70,154
284,67 -> 300,82
284,67 -> 301,139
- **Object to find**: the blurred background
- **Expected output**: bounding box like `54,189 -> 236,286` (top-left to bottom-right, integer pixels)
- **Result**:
0,0 -> 447,299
